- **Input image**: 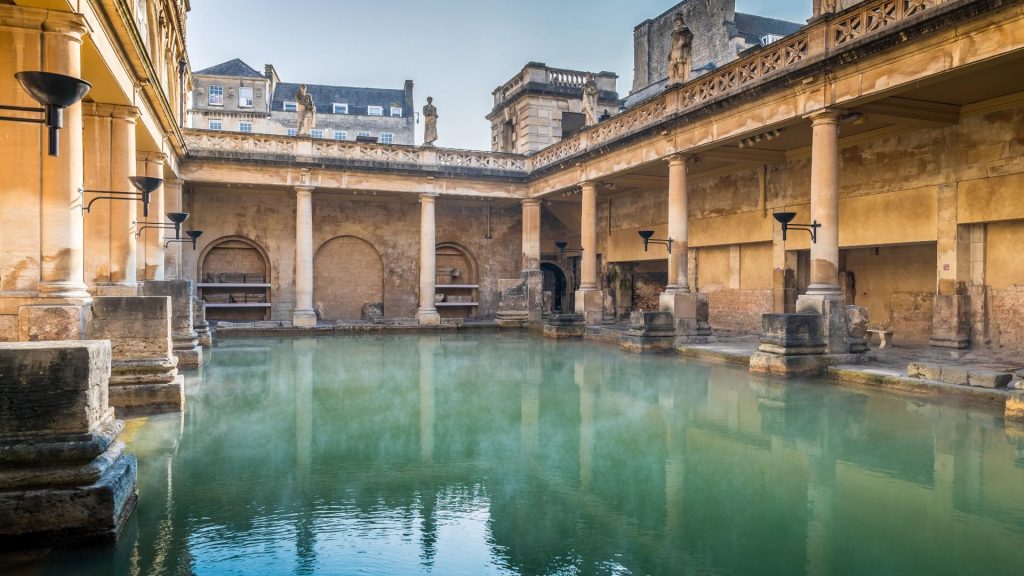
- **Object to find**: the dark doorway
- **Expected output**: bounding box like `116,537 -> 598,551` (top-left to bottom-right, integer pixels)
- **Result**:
541,263 -> 567,315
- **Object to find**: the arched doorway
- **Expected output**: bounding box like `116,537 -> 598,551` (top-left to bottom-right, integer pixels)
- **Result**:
314,236 -> 384,322
541,262 -> 567,315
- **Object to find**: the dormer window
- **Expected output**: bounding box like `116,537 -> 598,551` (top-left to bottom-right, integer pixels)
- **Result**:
333,103 -> 348,114
283,101 -> 297,112
390,107 -> 402,117
367,106 -> 383,116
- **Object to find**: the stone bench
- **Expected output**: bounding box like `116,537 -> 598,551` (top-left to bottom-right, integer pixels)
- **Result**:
866,328 -> 894,349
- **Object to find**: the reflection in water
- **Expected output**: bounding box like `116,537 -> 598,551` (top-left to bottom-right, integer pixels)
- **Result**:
30,334 -> 1024,576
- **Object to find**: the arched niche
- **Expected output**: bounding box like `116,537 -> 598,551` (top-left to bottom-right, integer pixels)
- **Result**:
435,242 -> 479,320
314,235 -> 384,322
197,236 -> 272,322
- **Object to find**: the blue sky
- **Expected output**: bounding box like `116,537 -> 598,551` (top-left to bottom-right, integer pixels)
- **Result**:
187,1 -> 811,150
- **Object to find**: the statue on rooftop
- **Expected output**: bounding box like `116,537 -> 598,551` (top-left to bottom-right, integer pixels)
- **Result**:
583,73 -> 599,126
423,96 -> 438,146
668,14 -> 694,85
295,84 -> 316,135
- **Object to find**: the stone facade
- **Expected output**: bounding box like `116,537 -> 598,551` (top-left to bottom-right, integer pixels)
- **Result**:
189,58 -> 415,145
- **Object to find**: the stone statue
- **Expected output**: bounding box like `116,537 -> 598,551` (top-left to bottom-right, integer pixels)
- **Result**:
820,0 -> 839,15
422,96 -> 438,146
668,14 -> 694,85
295,84 -> 316,135
582,73 -> 599,126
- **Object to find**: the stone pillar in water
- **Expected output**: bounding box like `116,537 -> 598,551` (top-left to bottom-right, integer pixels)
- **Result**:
0,341 -> 138,547
143,279 -> 203,369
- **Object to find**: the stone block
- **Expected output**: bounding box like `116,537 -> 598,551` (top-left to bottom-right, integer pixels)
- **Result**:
940,365 -> 969,386
193,298 -> 213,347
907,362 -> 942,380
749,351 -> 832,376
967,369 -> 1012,389
621,311 -> 675,353
0,450 -> 137,548
930,294 -> 970,349
0,340 -> 138,547
846,305 -> 869,354
89,297 -> 182,413
0,341 -> 112,435
543,314 -> 585,339
758,314 -> 825,355
18,305 -> 90,341
1010,377 -> 1024,391
661,291 -> 714,344
361,302 -> 385,324
142,280 -> 202,369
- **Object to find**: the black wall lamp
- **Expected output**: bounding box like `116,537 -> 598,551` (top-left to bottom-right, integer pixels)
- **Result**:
137,211 -> 189,239
165,230 -> 203,250
638,230 -> 673,254
0,72 -> 91,157
84,176 -> 163,217
555,241 -> 583,258
772,212 -> 820,243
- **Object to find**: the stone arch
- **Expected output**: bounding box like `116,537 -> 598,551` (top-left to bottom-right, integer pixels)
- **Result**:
197,235 -> 271,284
435,242 -> 478,284
314,235 -> 384,322
197,236 -> 272,321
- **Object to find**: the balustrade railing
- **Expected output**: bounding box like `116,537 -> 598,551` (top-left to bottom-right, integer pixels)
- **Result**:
184,130 -> 529,173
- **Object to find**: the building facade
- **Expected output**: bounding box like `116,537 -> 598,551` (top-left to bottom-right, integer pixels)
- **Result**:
189,58 -> 415,144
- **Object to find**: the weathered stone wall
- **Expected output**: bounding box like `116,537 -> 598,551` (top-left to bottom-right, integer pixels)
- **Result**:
182,186 -> 521,321
708,289 -> 773,333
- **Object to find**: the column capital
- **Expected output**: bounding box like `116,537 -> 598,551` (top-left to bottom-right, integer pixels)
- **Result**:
137,151 -> 168,165
419,192 -> 438,203
84,103 -> 140,121
0,6 -> 87,38
805,108 -> 845,125
665,153 -> 694,166
521,198 -> 541,207
579,180 -> 598,191
294,185 -> 314,197
163,179 -> 185,193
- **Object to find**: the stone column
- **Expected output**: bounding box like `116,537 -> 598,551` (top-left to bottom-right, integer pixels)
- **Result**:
37,16 -> 89,301
163,179 -> 184,280
418,194 -> 441,325
293,186 -> 317,327
521,199 -> 541,271
575,182 -> 603,324
802,110 -> 843,300
930,183 -> 970,348
659,154 -> 713,343
522,198 -> 543,321
85,104 -> 139,296
142,280 -> 202,369
796,109 -> 849,355
138,152 -> 167,281
666,155 -> 690,293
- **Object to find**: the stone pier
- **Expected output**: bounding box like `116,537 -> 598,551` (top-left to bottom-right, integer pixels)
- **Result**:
544,313 -> 586,338
142,280 -> 203,369
0,341 -> 138,548
193,298 -> 213,347
89,296 -> 183,413
621,311 -> 676,353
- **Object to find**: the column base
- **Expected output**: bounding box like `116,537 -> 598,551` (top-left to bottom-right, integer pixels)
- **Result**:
796,292 -> 850,354
660,291 -> 714,344
293,309 -> 317,327
109,364 -> 184,414
37,281 -> 92,301
417,309 -> 441,326
574,289 -> 604,326
930,294 -> 971,349
621,311 -> 675,353
173,334 -> 203,369
543,314 -> 586,339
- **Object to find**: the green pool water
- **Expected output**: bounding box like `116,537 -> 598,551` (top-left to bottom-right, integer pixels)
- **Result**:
28,333 -> 1024,575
